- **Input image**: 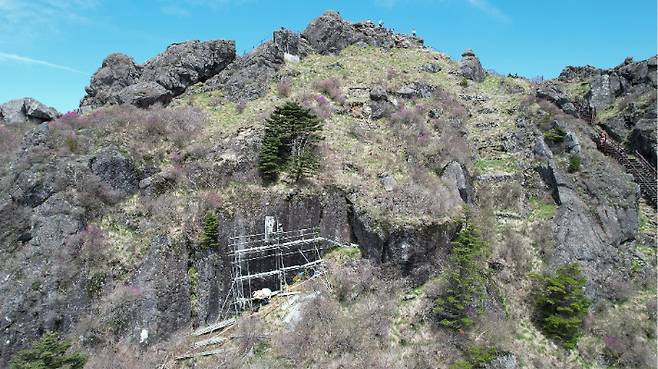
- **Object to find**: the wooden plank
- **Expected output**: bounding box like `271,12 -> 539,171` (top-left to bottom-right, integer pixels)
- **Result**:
176,348 -> 228,360
193,336 -> 227,349
192,318 -> 236,337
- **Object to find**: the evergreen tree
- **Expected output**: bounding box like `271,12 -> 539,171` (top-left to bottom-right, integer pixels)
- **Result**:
434,223 -> 489,330
532,264 -> 591,349
199,211 -> 220,250
258,102 -> 323,183
9,332 -> 87,369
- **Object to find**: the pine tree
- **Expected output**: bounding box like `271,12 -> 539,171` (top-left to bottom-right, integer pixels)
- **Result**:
9,332 -> 87,369
258,102 -> 323,183
532,264 -> 591,349
433,223 -> 489,330
199,211 -> 220,250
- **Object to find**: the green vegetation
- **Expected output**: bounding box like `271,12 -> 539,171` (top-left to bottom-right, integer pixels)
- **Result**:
326,246 -> 362,260
449,346 -> 500,369
199,211 -> 220,250
433,223 -> 490,329
459,78 -> 469,87
531,264 -> 591,349
567,155 -> 581,173
9,332 -> 87,369
188,266 -> 199,315
529,196 -> 558,221
473,157 -> 515,173
86,272 -> 106,298
258,101 -> 323,183
543,127 -> 567,142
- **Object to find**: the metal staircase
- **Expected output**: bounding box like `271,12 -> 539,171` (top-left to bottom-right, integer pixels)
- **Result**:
597,131 -> 657,208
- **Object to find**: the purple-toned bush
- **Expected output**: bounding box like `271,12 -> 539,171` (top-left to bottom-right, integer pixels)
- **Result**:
313,78 -> 346,105
0,126 -> 18,154
433,88 -> 467,119
277,77 -> 292,97
390,103 -> 426,126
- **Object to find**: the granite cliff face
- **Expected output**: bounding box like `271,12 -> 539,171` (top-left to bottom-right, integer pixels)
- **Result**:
0,10 -> 656,369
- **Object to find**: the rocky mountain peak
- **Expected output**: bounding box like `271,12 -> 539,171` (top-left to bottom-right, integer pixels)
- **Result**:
80,39 -> 236,111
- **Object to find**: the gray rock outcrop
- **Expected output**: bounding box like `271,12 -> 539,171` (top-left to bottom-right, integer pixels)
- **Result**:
459,48 -> 486,82
535,82 -> 578,116
89,148 -> 140,196
203,29 -> 311,102
0,98 -> 60,125
80,40 -> 235,110
79,53 -> 142,109
140,40 -> 236,95
302,11 -> 423,55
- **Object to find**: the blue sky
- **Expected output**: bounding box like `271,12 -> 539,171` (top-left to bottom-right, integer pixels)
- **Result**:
0,0 -> 655,113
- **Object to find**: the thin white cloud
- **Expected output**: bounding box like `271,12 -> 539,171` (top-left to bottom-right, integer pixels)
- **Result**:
374,0 -> 509,21
466,0 -> 509,21
159,0 -> 254,16
0,52 -> 85,74
0,0 -> 98,43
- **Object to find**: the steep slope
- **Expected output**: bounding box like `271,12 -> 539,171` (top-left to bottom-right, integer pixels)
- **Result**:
0,11 -> 655,369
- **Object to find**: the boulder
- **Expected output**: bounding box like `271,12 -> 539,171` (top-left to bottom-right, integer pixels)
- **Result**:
459,48 -> 486,82
440,161 -> 474,203
369,85 -> 388,101
80,53 -> 142,110
369,86 -> 393,119
589,73 -> 621,110
421,62 -> 442,73
117,82 -> 172,108
140,40 -> 236,95
618,56 -> 657,88
89,148 -> 140,195
535,82 -> 578,116
564,132 -> 581,154
0,98 -> 60,125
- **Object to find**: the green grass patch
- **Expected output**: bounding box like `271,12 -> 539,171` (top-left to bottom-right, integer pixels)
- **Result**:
474,157 -> 516,173
529,196 -> 558,221
326,246 -> 362,260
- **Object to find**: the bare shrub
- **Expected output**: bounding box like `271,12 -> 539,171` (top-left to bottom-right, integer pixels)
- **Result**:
85,104 -> 207,150
497,226 -> 532,276
390,103 -> 426,127
236,100 -> 247,114
386,68 -> 399,80
432,87 -> 467,119
0,125 -> 19,154
232,316 -> 269,358
313,78 -> 346,105
532,221 -> 555,261
327,259 -> 379,304
274,259 -> 397,368
435,121 -> 471,167
85,343 -> 160,369
277,77 -> 292,97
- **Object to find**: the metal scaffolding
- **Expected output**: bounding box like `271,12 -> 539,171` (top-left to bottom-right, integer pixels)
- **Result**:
219,218 -> 345,319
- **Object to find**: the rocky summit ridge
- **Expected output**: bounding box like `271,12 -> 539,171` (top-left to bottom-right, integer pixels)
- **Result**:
0,10 -> 656,369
